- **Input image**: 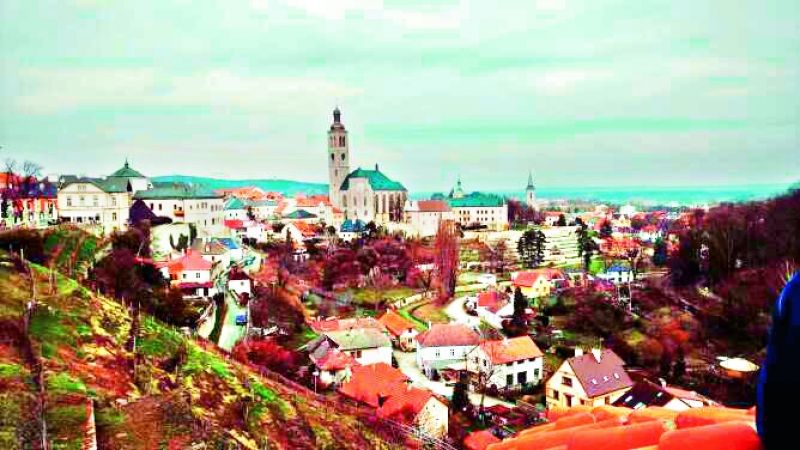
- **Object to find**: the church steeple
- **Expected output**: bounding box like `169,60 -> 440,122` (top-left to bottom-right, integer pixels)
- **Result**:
328,107 -> 349,209
525,170 -> 538,211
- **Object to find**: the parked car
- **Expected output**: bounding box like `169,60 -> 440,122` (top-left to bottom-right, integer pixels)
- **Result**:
235,313 -> 248,326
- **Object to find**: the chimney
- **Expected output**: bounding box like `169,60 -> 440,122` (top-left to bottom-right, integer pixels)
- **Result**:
658,378 -> 667,388
574,347 -> 583,357
591,348 -> 602,363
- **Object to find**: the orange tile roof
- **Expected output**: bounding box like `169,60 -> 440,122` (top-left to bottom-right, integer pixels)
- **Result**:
309,317 -> 386,333
478,336 -> 543,365
376,387 -> 436,424
337,363 -> 409,407
416,323 -> 480,348
314,349 -> 359,371
416,200 -> 450,212
478,290 -> 508,314
167,250 -> 212,273
487,406 -> 761,450
464,430 -> 501,450
378,310 -> 417,337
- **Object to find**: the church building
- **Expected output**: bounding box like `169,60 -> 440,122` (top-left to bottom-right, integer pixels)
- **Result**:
327,108 -> 407,225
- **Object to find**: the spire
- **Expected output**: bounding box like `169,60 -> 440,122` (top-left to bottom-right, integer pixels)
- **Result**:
124,157 -> 129,169
333,106 -> 341,124
526,170 -> 535,190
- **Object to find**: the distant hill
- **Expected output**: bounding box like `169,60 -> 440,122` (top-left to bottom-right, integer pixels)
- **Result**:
153,175 -> 328,196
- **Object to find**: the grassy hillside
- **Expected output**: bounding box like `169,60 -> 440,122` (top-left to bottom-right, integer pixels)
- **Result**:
152,175 -> 328,197
0,253 -> 397,449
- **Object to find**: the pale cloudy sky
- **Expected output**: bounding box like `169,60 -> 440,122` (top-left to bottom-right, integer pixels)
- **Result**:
1,0 -> 798,192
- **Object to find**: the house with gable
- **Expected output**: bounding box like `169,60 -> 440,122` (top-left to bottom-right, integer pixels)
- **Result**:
545,348 -> 633,409
162,249 -> 217,299
513,269 -> 564,301
474,290 -> 514,329
224,197 -> 250,221
307,327 -> 392,366
404,199 -> 455,238
466,336 -> 544,391
377,387 -> 449,440
614,379 -> 717,411
192,239 -> 230,269
339,218 -> 366,242
57,160 -> 152,234
227,269 -> 253,299
133,182 -> 224,234
415,323 -> 480,378
378,309 -> 419,351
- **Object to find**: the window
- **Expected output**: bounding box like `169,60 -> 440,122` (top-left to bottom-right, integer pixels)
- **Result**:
158,204 -> 162,211
517,372 -> 527,385
196,273 -> 200,279
552,390 -> 560,400
562,376 -> 573,387
534,368 -> 540,379
92,196 -> 98,207
435,350 -> 440,358
111,196 -> 117,206
565,394 -> 573,407
182,274 -> 187,279
112,212 -> 117,221
331,153 -> 334,161
506,374 -> 514,386
450,348 -> 455,357
67,196 -> 72,207
79,196 -> 85,205
354,350 -> 362,359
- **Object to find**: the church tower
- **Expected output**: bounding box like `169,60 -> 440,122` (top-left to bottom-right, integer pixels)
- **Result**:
328,107 -> 349,207
526,171 -> 537,210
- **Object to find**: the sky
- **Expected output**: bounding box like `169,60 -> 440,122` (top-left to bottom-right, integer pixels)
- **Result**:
1,0 -> 798,193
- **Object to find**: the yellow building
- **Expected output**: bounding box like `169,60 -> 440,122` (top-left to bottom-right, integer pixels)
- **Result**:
545,348 -> 633,409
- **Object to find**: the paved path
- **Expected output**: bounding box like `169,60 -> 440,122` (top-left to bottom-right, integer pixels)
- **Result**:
394,350 -> 513,409
444,295 -> 481,328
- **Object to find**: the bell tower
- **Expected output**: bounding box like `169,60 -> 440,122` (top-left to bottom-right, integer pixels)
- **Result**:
526,170 -> 537,211
328,107 -> 349,207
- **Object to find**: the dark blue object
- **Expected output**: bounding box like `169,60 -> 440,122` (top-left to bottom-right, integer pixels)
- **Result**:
235,313 -> 248,326
757,272 -> 800,448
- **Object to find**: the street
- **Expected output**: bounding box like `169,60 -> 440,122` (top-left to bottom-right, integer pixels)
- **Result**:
444,294 -> 481,328
393,350 -> 514,409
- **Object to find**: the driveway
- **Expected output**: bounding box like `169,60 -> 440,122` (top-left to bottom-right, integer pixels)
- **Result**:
444,295 -> 481,328
394,350 -> 513,409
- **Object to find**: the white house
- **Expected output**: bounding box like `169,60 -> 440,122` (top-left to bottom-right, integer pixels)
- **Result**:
474,290 -> 514,330
309,328 -> 392,367
466,336 -> 544,390
57,161 -> 151,234
224,197 -> 250,221
227,270 -> 252,298
192,239 -> 230,270
133,182 -> 225,235
250,199 -> 278,220
338,218 -> 366,242
415,323 -> 480,378
444,179 -> 508,231
404,199 -> 455,238
545,348 -> 633,409
378,310 -> 419,351
377,387 -> 449,440
597,265 -> 634,285
162,250 -> 218,299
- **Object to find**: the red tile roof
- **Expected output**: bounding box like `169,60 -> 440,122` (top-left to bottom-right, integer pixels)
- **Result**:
478,336 -> 543,365
314,349 -> 359,372
378,310 -> 417,337
376,387 -> 436,424
488,405 -> 761,450
566,349 -> 633,398
168,250 -> 212,273
338,363 -> 409,407
416,323 -> 480,348
464,430 -> 501,450
309,317 -> 386,333
514,269 -> 564,287
417,200 -> 450,212
224,219 -> 245,229
477,290 -> 508,314
175,281 -> 213,290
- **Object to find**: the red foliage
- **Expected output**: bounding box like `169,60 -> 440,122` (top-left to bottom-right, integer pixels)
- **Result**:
232,340 -> 301,376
